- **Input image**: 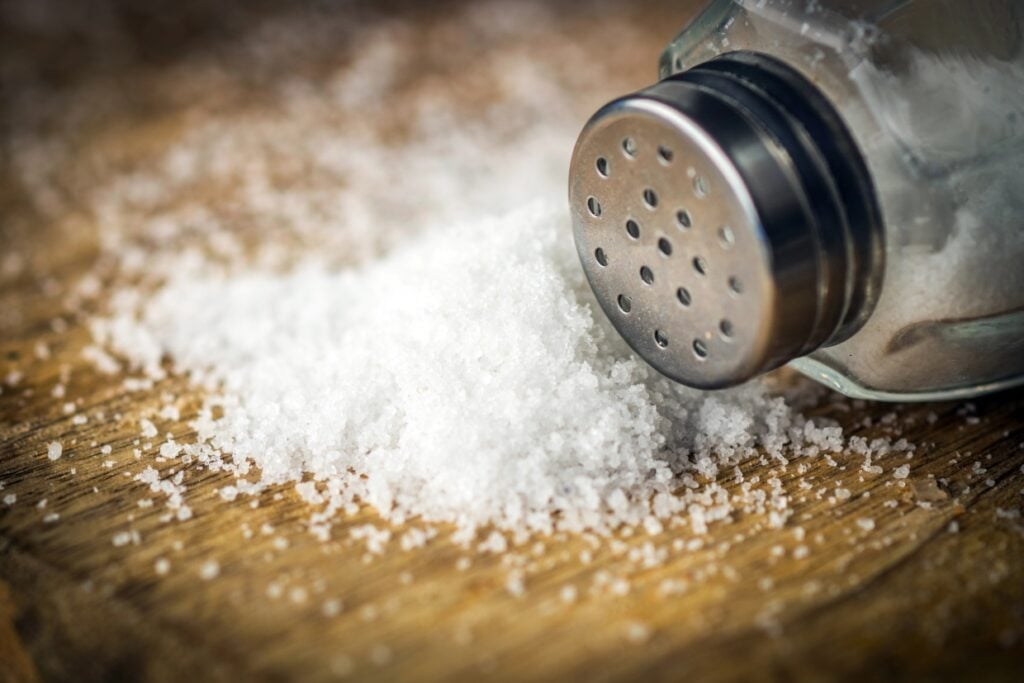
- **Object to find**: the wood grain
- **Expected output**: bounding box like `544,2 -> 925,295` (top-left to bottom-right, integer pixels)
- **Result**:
2,2 -> 1023,681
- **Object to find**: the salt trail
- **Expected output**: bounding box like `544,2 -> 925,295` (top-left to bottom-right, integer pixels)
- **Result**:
98,199 -> 848,539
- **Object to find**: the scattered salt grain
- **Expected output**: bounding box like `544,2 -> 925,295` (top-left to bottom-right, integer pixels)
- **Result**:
856,518 -> 876,532
140,419 -> 158,439
199,559 -> 220,580
625,621 -> 651,643
2,494 -> 15,506
322,599 -> 343,617
112,530 -> 140,546
154,558 -> 171,575
46,441 -> 63,461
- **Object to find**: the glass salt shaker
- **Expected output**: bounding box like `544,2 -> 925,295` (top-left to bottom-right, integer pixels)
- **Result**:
569,0 -> 1024,400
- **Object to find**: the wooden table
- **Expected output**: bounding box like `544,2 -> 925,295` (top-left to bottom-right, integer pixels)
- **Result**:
2,1 -> 1022,681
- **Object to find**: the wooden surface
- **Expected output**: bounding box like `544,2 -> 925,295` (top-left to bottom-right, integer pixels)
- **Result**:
2,2 -> 1024,681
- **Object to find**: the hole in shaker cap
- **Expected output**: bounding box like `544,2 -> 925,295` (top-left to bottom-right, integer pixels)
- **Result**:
719,319 -> 734,339
718,225 -> 735,248
595,248 -> 608,267
693,256 -> 707,276
676,210 -> 692,229
693,176 -> 709,198
587,196 -> 602,217
622,138 -> 637,157
658,146 -> 674,163
640,266 -> 654,285
729,276 -> 743,294
676,287 -> 691,307
643,188 -> 658,209
654,330 -> 669,348
596,157 -> 609,177
658,238 -> 672,256
617,294 -> 632,313
693,339 -> 708,359
626,219 -> 640,240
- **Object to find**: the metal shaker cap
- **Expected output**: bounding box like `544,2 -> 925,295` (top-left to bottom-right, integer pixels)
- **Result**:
569,51 -> 883,389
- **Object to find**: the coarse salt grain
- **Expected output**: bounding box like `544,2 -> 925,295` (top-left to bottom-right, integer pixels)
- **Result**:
46,441 -> 63,461
199,559 -> 220,580
140,419 -> 158,439
625,621 -> 651,643
856,518 -> 876,532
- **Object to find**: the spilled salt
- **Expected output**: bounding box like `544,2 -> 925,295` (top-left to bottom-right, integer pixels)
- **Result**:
97,201 -> 856,539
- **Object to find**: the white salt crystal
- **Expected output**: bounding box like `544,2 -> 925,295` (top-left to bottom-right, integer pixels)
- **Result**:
505,571 -> 526,597
322,599 -> 343,617
479,531 -> 508,554
856,518 -> 876,532
140,419 -> 158,438
81,345 -> 121,374
893,464 -> 910,480
112,531 -> 133,546
625,621 -> 651,643
46,441 -> 63,461
159,405 -> 180,421
154,558 -> 171,575
100,444 -> 112,455
199,559 -> 220,580
43,512 -> 60,523
2,494 -> 15,506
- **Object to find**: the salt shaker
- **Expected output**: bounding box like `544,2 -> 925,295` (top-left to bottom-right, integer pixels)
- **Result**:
569,0 -> 1024,400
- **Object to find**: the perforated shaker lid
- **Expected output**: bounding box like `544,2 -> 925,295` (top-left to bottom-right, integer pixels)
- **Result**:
569,51 -> 883,389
